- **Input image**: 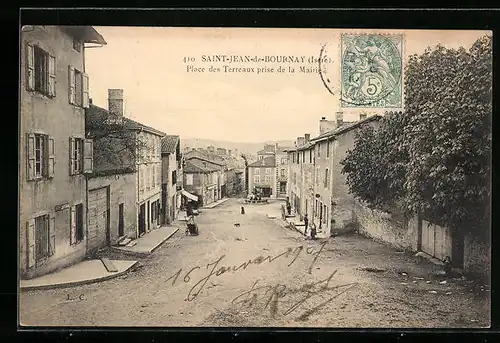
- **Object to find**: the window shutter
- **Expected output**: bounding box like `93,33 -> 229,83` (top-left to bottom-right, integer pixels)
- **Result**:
49,215 -> 56,256
69,137 -> 75,175
26,133 -> 36,181
48,54 -> 56,97
70,205 -> 76,245
26,219 -> 36,268
83,139 -> 93,174
68,66 -> 76,104
26,42 -> 35,90
82,73 -> 89,108
47,136 -> 55,178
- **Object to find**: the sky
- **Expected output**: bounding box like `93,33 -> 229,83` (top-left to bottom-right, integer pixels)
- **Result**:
85,27 -> 489,143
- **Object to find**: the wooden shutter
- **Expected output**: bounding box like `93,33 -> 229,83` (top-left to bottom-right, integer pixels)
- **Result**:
69,137 -> 75,175
26,219 -> 35,268
68,66 -> 76,104
47,136 -> 55,178
49,215 -> 55,256
48,54 -> 56,97
26,42 -> 35,90
83,139 -> 93,173
82,73 -> 89,108
70,205 -> 76,245
26,133 -> 36,181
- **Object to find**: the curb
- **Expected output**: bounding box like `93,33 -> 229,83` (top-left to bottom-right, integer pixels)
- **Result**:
202,198 -> 230,209
111,228 -> 180,257
20,261 -> 140,292
150,228 -> 179,253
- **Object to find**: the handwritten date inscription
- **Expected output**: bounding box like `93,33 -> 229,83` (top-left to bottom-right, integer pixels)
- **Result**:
165,242 -> 328,302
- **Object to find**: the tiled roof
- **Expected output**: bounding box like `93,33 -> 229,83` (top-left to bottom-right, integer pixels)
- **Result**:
161,135 -> 179,154
86,104 -> 166,137
184,149 -> 225,166
183,160 -> 218,173
248,156 -> 276,168
310,116 -> 381,142
296,142 -> 315,151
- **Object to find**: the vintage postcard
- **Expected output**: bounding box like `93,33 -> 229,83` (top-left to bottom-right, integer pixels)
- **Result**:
19,26 -> 491,328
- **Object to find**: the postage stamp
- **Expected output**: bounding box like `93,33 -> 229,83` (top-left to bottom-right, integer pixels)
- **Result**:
340,33 -> 403,108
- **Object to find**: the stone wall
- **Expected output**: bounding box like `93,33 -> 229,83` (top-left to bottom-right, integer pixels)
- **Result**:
353,200 -> 419,251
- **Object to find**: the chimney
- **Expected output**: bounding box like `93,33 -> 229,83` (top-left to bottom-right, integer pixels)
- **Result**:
359,112 -> 367,121
108,89 -> 124,116
304,133 -> 310,143
319,117 -> 336,134
336,111 -> 344,127
297,137 -> 305,147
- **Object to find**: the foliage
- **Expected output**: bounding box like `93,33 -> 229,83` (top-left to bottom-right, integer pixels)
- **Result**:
341,35 -> 492,237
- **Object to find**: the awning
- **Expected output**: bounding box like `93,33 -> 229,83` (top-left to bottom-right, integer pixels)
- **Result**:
181,189 -> 198,201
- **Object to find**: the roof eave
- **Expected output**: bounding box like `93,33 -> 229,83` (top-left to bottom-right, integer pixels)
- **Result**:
62,26 -> 107,45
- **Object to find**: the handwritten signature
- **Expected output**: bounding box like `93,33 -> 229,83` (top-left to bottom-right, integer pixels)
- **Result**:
165,241 -> 328,301
231,270 -> 358,321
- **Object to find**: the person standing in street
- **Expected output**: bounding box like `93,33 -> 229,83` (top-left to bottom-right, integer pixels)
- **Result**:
303,214 -> 309,236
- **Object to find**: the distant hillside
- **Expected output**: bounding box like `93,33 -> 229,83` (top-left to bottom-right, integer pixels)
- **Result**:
180,137 -> 295,155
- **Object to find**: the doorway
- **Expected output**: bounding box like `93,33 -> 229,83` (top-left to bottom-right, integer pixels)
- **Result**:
118,203 -> 124,237
139,204 -> 146,236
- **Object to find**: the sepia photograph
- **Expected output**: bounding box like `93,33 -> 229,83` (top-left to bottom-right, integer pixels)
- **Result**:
18,24 -> 491,328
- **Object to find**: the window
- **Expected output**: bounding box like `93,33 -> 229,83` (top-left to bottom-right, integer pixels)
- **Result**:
68,66 -> 89,108
26,133 -> 55,181
254,175 -> 261,183
186,174 -> 193,185
70,203 -> 84,245
73,38 -> 82,52
325,168 -> 329,188
281,169 -> 286,177
265,175 -> 271,184
69,138 -> 93,175
327,140 -> 330,158
317,143 -> 321,157
139,166 -> 144,192
172,170 -> 177,185
152,164 -> 156,188
292,154 -> 295,163
265,168 -> 271,174
259,156 -> 263,160
26,213 -> 55,267
146,165 -> 151,190
309,149 -> 312,163
316,167 -> 320,186
26,43 -> 56,97
254,168 -> 260,175
281,157 -> 287,164
302,151 -> 306,163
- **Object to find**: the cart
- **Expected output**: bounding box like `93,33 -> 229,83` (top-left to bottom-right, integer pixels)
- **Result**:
185,216 -> 199,236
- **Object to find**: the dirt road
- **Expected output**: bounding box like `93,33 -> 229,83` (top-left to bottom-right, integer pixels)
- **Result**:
19,199 -> 490,328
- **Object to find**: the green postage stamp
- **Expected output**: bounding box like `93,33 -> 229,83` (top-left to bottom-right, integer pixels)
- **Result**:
341,34 -> 403,108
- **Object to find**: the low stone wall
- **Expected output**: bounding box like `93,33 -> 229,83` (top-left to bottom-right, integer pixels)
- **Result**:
353,200 -> 419,252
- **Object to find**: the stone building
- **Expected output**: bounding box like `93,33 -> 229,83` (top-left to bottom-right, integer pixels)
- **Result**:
19,26 -> 106,279
247,156 -> 277,198
161,135 -> 182,224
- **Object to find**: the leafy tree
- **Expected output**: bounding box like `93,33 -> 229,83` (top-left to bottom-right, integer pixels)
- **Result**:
341,35 -> 492,238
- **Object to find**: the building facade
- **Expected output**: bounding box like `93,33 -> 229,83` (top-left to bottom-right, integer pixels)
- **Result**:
247,156 -> 277,198
161,135 -> 182,225
183,161 -> 219,206
19,26 -> 106,279
184,149 -> 225,205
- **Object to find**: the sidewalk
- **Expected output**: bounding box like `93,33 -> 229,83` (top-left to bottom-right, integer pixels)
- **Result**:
20,259 -> 138,291
112,226 -> 179,256
202,197 -> 230,209
284,216 -> 330,239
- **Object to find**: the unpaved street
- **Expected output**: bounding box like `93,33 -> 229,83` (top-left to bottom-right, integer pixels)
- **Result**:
20,199 -> 490,328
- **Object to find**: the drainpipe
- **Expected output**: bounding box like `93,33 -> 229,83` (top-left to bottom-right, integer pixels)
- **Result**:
85,174 -> 89,257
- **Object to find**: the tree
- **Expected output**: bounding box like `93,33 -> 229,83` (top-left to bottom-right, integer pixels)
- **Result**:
85,106 -> 154,172
340,35 -> 492,237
